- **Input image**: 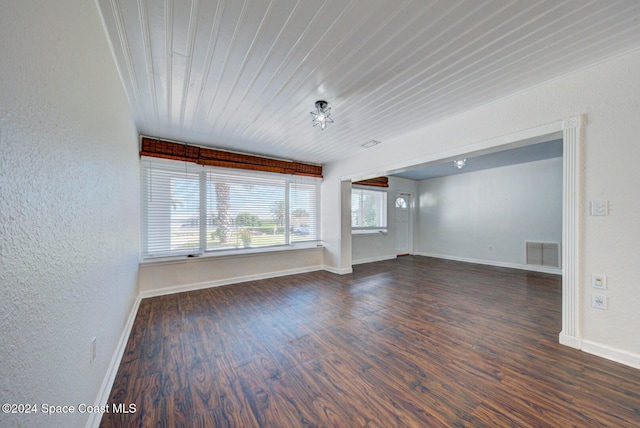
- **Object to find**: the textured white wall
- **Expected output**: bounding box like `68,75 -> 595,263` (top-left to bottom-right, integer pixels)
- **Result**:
0,1 -> 139,427
322,49 -> 640,360
416,158 -> 562,271
352,177 -> 418,264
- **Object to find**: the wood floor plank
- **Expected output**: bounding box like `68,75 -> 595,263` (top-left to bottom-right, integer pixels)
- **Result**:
300,353 -> 428,427
101,256 -> 640,427
134,372 -> 163,427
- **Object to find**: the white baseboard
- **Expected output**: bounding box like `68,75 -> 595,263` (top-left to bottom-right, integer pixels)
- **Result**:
352,254 -> 397,265
86,295 -> 142,428
415,252 -> 562,275
558,333 -> 640,370
139,265 -> 325,299
323,265 -> 353,275
559,332 -> 582,349
581,339 -> 640,370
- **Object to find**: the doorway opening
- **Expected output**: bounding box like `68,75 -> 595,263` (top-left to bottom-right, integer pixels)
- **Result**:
343,116 -> 581,349
395,192 -> 412,256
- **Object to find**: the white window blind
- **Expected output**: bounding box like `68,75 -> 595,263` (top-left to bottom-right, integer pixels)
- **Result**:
206,171 -> 287,250
141,159 -> 202,258
351,187 -> 388,234
290,179 -> 319,242
141,157 -> 321,259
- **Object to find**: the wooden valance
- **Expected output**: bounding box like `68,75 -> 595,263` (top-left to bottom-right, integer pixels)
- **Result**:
140,136 -> 322,178
353,176 -> 389,188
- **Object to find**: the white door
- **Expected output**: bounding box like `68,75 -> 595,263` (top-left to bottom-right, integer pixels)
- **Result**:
394,193 -> 412,255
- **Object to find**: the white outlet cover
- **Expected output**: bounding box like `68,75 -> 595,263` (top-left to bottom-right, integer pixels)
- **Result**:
591,293 -> 607,310
590,200 -> 608,216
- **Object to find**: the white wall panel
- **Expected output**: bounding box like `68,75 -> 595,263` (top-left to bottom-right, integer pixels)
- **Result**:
138,248 -> 324,295
0,1 -> 139,426
416,158 -> 562,270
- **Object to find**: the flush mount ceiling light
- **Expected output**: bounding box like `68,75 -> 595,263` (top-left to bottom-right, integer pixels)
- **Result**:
453,158 -> 467,169
310,100 -> 333,130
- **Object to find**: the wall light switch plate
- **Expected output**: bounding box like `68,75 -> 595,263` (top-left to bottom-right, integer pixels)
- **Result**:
591,200 -> 608,216
90,336 -> 97,363
592,274 -> 607,289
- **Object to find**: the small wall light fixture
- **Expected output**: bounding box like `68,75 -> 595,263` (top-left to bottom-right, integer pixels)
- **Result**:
453,158 -> 467,169
310,100 -> 333,130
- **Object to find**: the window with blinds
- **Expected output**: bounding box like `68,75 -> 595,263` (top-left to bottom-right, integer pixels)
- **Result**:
141,157 -> 321,259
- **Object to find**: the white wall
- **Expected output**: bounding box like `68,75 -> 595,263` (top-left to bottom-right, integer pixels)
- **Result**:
138,248 -> 324,296
416,157 -> 562,272
0,1 -> 139,427
321,49 -> 640,362
321,169 -> 352,274
352,177 -> 418,264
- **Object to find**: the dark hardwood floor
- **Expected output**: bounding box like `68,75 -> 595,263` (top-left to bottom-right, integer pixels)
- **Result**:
101,256 -> 640,427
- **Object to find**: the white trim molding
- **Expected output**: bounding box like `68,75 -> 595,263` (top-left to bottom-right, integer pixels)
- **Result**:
352,254 -> 398,266
323,265 -> 353,275
559,115 -> 583,348
581,340 -> 640,370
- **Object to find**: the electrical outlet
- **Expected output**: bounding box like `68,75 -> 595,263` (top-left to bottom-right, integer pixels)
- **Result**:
90,337 -> 97,363
590,200 -> 608,216
592,274 -> 607,289
591,294 -> 607,310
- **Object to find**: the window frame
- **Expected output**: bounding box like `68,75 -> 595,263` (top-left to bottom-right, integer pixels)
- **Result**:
141,157 -> 321,260
351,185 -> 388,235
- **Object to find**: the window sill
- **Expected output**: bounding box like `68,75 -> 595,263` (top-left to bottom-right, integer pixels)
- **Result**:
352,230 -> 388,236
140,242 -> 323,266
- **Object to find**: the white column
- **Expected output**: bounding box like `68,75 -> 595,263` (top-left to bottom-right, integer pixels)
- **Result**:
559,115 -> 582,349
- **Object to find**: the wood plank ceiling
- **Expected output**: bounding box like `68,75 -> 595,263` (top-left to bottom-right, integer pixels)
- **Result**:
98,0 -> 640,165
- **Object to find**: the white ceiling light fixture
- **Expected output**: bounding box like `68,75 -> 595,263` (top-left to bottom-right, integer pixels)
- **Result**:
310,100 -> 333,130
453,158 -> 467,169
